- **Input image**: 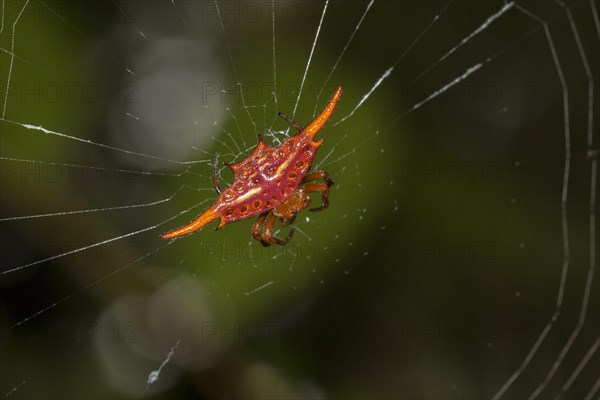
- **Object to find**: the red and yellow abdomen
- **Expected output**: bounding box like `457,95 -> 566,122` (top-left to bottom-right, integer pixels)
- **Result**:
213,134 -> 321,225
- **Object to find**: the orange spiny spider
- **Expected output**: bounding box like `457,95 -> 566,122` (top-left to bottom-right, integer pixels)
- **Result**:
161,85 -> 342,246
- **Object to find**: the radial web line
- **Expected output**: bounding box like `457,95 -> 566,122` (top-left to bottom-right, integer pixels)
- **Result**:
214,0 -> 255,142
220,108 -> 244,154
28,1 -> 208,138
1,0 -> 5,34
2,226 -> 155,275
244,280 -> 274,296
413,1 -> 514,85
0,156 -> 188,177
5,177 -> 214,395
0,243 -> 169,337
315,129 -> 380,170
387,1 -> 570,126
315,133 -> 349,169
1,198 -> 211,276
584,377 -> 600,400
5,346 -> 69,397
112,0 -> 147,39
5,270 -> 183,397
38,1 -> 135,76
290,0 -> 329,119
391,0 -> 455,69
201,106 -> 243,156
1,194 -> 212,339
334,0 -> 456,125
271,0 -> 277,111
0,118 -> 205,165
2,0 -> 29,118
590,0 -> 600,39
0,46 -> 42,72
313,0 -> 375,115
395,63 -> 484,122
493,4 -> 572,399
1,200 -> 166,221
18,1 -> 209,135
170,0 -> 190,34
0,184 -> 210,221
334,67 -> 392,126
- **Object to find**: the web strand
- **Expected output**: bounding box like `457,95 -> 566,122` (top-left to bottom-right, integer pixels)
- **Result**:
2,0 -> 29,118
336,1 -> 511,126
38,1 -> 136,76
555,337 -> 599,398
1,1 -> 597,397
0,184 -> 211,221
493,3 -> 579,399
290,0 -> 330,120
1,197 -> 210,276
313,0 -> 375,116
527,3 -> 597,399
214,0 -> 256,140
0,243 -> 171,336
0,118 -> 206,165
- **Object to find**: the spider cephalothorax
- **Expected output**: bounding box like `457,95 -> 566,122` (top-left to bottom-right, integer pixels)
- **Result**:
161,85 -> 342,246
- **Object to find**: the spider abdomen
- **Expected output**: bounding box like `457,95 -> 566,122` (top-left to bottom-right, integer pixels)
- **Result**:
213,134 -> 320,225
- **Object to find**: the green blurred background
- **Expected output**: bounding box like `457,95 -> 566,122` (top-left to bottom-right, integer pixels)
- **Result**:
1,0 -> 598,399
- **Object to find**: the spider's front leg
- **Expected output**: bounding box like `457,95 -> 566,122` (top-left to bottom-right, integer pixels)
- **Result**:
260,214 -> 295,246
303,183 -> 330,212
277,112 -> 304,132
301,170 -> 333,212
301,170 -> 334,187
252,212 -> 269,242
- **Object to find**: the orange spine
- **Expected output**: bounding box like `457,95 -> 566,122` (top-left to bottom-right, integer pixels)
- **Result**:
161,207 -> 220,239
304,85 -> 342,138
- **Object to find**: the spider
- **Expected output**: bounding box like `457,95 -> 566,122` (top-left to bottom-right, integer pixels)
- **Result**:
161,85 -> 342,246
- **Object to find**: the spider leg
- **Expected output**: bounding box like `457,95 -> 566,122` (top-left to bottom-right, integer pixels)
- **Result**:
261,213 -> 295,246
212,156 -> 222,195
303,183 -> 330,212
277,112 -> 304,132
252,212 -> 269,242
301,170 -> 334,187
280,213 -> 297,227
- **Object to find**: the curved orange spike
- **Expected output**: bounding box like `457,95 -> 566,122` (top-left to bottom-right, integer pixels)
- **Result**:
161,207 -> 221,239
225,140 -> 267,174
303,85 -> 342,139
225,162 -> 238,173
